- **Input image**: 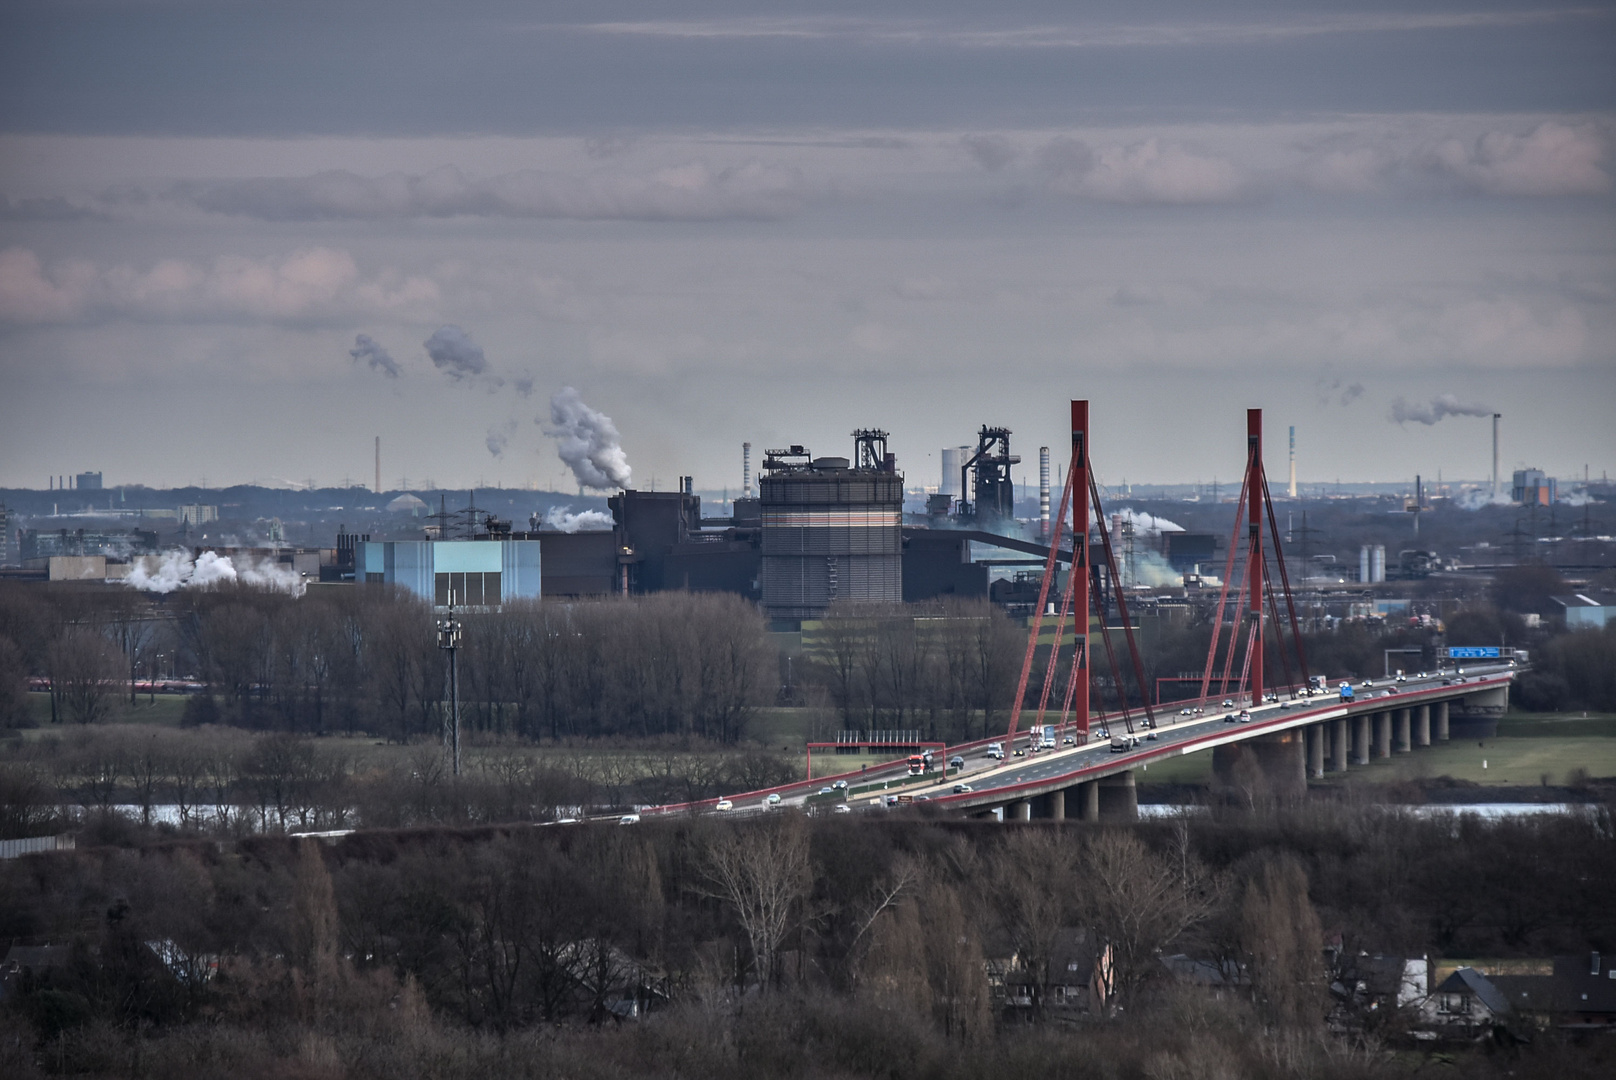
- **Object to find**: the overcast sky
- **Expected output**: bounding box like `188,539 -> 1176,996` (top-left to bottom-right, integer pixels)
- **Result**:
1,0 -> 1612,494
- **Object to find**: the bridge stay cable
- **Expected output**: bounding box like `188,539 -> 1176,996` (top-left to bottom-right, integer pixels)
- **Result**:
1198,461 -> 1253,700
1088,470 -> 1159,732
1005,408 -> 1081,745
1259,465 -> 1312,686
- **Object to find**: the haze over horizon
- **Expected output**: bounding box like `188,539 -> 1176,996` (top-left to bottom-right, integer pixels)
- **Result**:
2,1 -> 1613,492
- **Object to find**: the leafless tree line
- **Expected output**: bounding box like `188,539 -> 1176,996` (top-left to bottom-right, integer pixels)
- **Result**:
808,599 -> 1025,741
0,583 -> 774,743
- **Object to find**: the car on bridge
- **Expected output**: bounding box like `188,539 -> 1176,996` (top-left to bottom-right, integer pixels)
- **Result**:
953,783 -> 973,794
949,755 -> 965,770
1238,710 -> 1252,723
986,742 -> 1004,759
715,799 -> 733,812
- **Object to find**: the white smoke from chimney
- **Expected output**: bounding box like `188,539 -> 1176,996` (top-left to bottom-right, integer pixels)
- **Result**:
1389,393 -> 1494,425
543,387 -> 632,491
124,549 -> 306,596
541,506 -> 614,533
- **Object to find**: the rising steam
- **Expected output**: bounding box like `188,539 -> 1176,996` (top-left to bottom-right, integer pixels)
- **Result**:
349,334 -> 400,377
540,506 -> 615,533
544,387 -> 632,490
124,550 -> 306,596
1390,394 -> 1493,425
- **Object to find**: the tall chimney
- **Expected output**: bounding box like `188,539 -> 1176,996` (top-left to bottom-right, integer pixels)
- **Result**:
375,436 -> 381,494
1288,425 -> 1297,498
1491,414 -> 1501,498
1038,446 -> 1051,540
742,442 -> 752,498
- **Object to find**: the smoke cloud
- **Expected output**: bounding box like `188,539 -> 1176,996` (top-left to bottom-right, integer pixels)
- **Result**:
349,333 -> 400,377
423,325 -> 488,380
124,550 -> 306,596
541,506 -> 615,533
1108,508 -> 1185,537
544,387 -> 632,491
1390,393 -> 1494,425
486,429 -> 509,457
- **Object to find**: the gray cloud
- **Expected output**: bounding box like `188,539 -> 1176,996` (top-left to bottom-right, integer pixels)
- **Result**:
423,325 -> 488,381
485,429 -> 509,457
0,246 -> 440,326
574,11 -> 1605,49
0,194 -> 106,222
348,334 -> 399,378
162,162 -> 811,222
1040,136 -> 1246,203
961,133 -> 1017,171
1390,394 -> 1495,425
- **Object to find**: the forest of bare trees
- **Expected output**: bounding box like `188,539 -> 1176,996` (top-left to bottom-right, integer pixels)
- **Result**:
1,808 -> 1612,1079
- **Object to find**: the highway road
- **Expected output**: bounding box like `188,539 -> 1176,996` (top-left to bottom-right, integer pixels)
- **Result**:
642,664 -> 1517,819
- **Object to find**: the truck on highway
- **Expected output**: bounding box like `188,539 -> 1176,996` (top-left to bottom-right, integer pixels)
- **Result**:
1110,733 -> 1139,752
1040,725 -> 1057,750
986,742 -> 1004,760
907,755 -> 926,776
1338,682 -> 1355,702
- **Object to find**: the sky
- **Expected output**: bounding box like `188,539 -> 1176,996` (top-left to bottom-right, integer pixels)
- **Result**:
0,0 -> 1613,495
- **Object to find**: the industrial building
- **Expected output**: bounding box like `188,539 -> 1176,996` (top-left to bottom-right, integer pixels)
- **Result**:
1512,468 -> 1556,506
354,539 -> 541,608
758,432 -> 904,620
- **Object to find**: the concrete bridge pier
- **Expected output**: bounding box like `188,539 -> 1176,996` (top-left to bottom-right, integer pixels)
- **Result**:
1097,771 -> 1137,820
1374,712 -> 1392,759
1216,733 -> 1307,802
1395,708 -> 1412,754
1009,800 -> 1031,822
1075,780 -> 1100,822
1307,724 -> 1326,779
1415,704 -> 1431,748
1353,715 -> 1371,765
1045,789 -> 1066,821
1435,701 -> 1449,742
1331,718 -> 1349,772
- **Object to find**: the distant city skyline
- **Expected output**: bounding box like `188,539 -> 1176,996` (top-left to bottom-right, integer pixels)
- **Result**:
1,2 -> 1612,491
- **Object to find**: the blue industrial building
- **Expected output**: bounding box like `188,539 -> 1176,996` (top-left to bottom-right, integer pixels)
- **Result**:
354,540 -> 541,607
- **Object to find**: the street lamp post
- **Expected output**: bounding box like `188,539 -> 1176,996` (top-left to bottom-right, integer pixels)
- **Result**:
437,608 -> 462,776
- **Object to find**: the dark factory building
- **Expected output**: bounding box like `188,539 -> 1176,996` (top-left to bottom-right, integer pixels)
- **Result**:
608,486 -> 761,600
492,422 -> 1089,614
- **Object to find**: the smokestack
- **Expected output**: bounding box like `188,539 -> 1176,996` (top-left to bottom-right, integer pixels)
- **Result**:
1038,446 -> 1051,540
1491,414 -> 1501,497
375,436 -> 381,494
1288,426 -> 1297,498
743,442 -> 752,498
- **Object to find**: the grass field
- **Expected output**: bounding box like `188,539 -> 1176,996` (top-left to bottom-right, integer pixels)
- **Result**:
1135,711 -> 1616,791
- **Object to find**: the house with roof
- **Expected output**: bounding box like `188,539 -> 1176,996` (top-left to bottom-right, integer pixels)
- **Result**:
1491,953 -> 1616,1030
985,927 -> 1112,1021
1550,592 -> 1616,630
1424,967 -> 1511,1031
0,944 -> 71,1002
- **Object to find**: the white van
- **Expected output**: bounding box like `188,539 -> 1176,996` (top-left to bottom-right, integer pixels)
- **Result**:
986,742 -> 1004,760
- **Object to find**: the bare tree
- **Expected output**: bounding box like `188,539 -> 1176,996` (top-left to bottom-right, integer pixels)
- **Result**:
1240,854 -> 1325,1029
698,817 -> 812,992
1081,828 -> 1221,1009
47,627 -> 122,725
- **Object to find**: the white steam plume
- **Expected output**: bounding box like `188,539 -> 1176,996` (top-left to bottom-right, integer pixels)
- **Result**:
542,506 -> 615,533
1110,508 -> 1185,537
349,333 -> 400,377
543,387 -> 632,490
1390,393 -> 1493,425
124,550 -> 306,596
